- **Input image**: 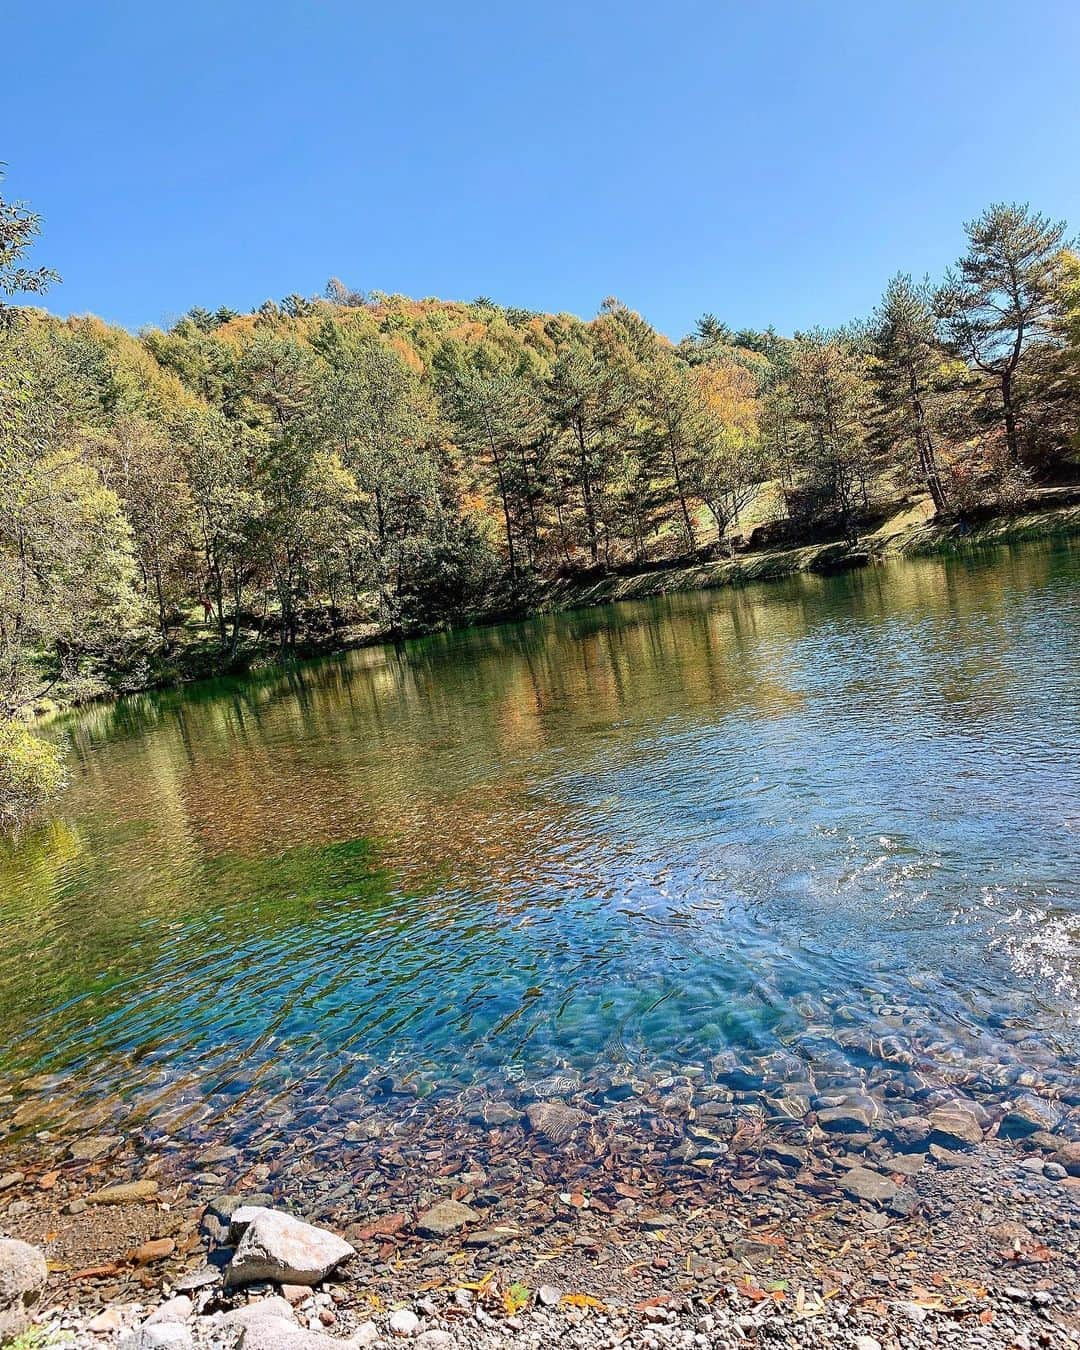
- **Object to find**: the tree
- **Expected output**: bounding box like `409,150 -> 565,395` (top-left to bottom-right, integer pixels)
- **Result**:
0,171 -> 59,318
936,203 -> 1072,464
873,274 -> 949,511
787,329 -> 874,535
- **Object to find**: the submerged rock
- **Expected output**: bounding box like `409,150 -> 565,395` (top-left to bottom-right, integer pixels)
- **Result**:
224,1209 -> 354,1288
414,1199 -> 480,1238
928,1104 -> 983,1148
839,1167 -> 897,1205
525,1100 -> 585,1143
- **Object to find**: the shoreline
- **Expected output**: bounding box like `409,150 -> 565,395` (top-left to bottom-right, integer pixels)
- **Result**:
26,491 -> 1080,729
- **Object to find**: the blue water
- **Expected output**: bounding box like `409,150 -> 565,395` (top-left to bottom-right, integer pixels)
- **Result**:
0,537 -> 1077,1142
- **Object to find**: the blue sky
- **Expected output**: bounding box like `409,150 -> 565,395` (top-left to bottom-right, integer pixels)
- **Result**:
5,0 -> 1079,339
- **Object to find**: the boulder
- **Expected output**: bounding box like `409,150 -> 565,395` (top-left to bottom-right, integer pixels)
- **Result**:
414,1199 -> 480,1238
0,1239 -> 48,1344
224,1210 -> 354,1288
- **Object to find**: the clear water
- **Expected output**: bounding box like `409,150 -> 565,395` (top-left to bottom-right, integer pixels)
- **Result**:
1,539 -> 1078,1142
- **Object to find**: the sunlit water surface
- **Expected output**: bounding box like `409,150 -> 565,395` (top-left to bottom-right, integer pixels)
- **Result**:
1,539 -> 1078,1143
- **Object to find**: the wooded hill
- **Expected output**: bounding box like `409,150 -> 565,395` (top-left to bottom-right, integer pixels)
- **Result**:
2,196 -> 1079,822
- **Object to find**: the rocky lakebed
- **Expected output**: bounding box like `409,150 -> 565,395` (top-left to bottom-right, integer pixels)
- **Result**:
1,1057 -> 1078,1350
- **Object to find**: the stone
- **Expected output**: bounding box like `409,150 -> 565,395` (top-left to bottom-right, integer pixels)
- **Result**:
173,1264 -> 222,1293
352,1323 -> 378,1348
885,1152 -> 925,1177
930,1143 -> 975,1168
888,1115 -> 930,1148
146,1297 -> 194,1325
928,1104 -> 983,1148
415,1332 -> 452,1350
817,1105 -> 872,1133
68,1134 -> 121,1162
0,1173 -> 24,1191
224,1314 -> 357,1350
414,1199 -> 480,1238
224,1209 -> 354,1288
119,1327 -> 194,1350
1053,1140 -> 1080,1176
838,1167 -> 897,1205
855,1338 -> 882,1350
537,1285 -> 561,1307
388,1308 -> 420,1336
999,1097 -> 1060,1139
88,1309 -> 127,1333
220,1296 -> 298,1327
86,1178 -> 159,1205
525,1100 -> 586,1143
0,1237 -> 48,1342
761,1141 -> 808,1169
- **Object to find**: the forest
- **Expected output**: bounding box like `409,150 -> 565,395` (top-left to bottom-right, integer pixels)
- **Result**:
2,188 -> 1078,823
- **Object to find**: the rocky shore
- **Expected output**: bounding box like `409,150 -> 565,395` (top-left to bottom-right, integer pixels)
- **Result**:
2,1066 -> 1079,1350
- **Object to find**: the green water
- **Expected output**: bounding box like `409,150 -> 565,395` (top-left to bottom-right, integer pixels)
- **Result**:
1,538 -> 1078,1144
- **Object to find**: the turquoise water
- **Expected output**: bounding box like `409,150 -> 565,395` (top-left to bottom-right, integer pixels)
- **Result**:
1,538 -> 1078,1141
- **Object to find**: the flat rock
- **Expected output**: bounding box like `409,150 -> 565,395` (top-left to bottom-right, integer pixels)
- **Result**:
762,1141 -> 808,1168
525,1100 -> 586,1143
224,1209 -> 354,1288
87,1179 -> 159,1205
225,1313 -> 360,1350
838,1167 -> 897,1205
415,1199 -> 480,1238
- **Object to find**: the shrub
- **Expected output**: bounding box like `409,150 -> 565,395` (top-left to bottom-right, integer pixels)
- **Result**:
0,720 -> 66,830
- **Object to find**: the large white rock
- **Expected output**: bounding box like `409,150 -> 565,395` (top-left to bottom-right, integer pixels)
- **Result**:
0,1238 -> 48,1343
224,1209 -> 354,1288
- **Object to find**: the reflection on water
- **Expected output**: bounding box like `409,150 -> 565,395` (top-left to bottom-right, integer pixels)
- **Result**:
0,538 -> 1078,1142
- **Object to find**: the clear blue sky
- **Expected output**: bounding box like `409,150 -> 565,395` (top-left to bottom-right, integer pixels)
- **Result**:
5,0 -> 1079,339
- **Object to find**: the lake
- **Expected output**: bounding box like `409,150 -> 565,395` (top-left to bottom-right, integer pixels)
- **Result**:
1,538 -> 1078,1155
